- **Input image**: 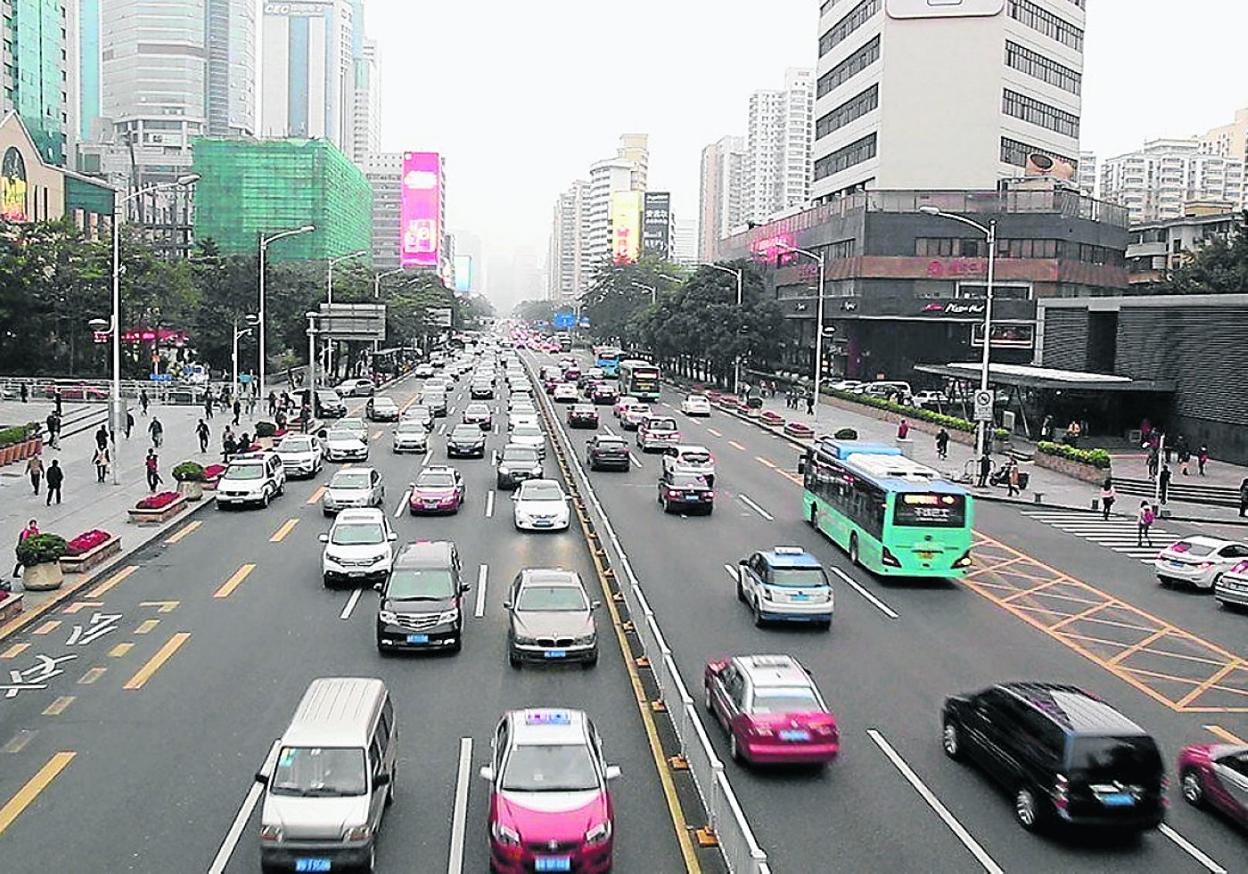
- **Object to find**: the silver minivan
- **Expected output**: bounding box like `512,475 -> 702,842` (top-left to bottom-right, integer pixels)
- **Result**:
258,678 -> 396,873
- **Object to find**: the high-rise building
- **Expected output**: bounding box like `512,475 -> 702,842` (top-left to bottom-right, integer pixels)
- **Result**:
260,0 -> 356,153
746,68 -> 813,224
617,133 -> 649,190
672,217 -> 697,267
1102,139 -> 1244,224
1078,151 -> 1098,198
67,0 -> 102,167
365,151 -> 401,271
205,0 -> 256,139
353,38 -> 381,167
586,156 -> 639,270
2,0 -> 71,165
698,135 -> 747,262
811,0 -> 1084,202
548,180 -> 589,301
1200,107 -> 1248,166
192,137 -> 372,263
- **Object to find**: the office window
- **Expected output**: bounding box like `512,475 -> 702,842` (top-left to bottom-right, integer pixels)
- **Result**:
819,0 -> 881,57
1007,0 -> 1084,51
813,133 -> 876,180
1005,41 -> 1081,94
817,35 -> 880,98
1003,90 -> 1079,138
1000,137 -> 1079,170
815,85 -> 878,140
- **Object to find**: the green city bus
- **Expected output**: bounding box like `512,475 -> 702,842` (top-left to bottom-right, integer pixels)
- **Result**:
618,359 -> 661,401
801,439 -> 973,578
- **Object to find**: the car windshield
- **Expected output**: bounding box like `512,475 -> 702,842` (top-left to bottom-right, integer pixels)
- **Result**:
750,686 -> 822,714
513,427 -> 542,439
331,472 -> 370,489
649,419 -> 677,431
452,427 -> 481,439
278,438 -> 313,452
397,422 -> 425,433
388,568 -> 456,600
270,747 -> 367,797
467,405 -> 489,414
419,473 -> 456,489
517,584 -> 587,611
770,568 -> 829,588
1170,540 -> 1216,557
374,399 -> 396,409
892,493 -> 967,529
331,523 -> 385,545
326,430 -> 357,443
1067,736 -> 1163,783
502,449 -> 539,465
224,463 -> 264,480
678,451 -> 711,464
501,744 -> 598,793
687,395 -> 707,403
628,406 -> 650,415
316,391 -> 338,402
520,484 -> 563,502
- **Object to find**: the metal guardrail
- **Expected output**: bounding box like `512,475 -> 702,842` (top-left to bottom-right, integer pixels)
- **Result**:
527,357 -> 771,874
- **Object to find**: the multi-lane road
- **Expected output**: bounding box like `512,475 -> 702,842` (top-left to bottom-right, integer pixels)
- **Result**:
2,342 -> 1245,874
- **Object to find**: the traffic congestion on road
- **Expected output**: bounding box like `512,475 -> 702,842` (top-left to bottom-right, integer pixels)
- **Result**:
2,328 -> 1246,874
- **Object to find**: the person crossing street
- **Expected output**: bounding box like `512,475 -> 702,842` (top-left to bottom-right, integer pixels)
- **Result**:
45,460 -> 63,505
196,418 -> 211,453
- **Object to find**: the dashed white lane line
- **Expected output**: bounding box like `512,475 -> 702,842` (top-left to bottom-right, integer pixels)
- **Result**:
707,428 -> 723,437
394,488 -> 411,517
446,737 -> 474,874
207,740 -> 280,874
737,493 -> 774,521
829,566 -> 899,619
340,588 -> 363,620
1159,824 -> 1228,874
474,564 -> 488,619
485,490 -> 495,518
867,729 -> 1004,874
723,563 -> 738,581
629,452 -> 643,468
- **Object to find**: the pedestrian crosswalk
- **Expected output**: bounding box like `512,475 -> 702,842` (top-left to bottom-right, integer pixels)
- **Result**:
1022,511 -> 1173,563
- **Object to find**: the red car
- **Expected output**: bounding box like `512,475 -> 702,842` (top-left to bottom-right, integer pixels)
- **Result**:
408,466 -> 465,515
591,383 -> 619,405
658,471 -> 714,515
567,404 -> 599,429
1179,743 -> 1248,828
704,654 -> 839,766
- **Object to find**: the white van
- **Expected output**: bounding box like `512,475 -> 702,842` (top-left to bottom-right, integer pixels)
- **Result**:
859,381 -> 913,401
258,678 -> 396,873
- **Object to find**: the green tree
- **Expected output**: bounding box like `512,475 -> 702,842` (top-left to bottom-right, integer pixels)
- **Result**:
580,256 -> 686,344
1162,212 -> 1248,294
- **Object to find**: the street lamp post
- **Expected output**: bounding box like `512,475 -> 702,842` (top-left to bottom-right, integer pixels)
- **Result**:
109,172 -> 199,484
918,206 -> 998,470
373,267 -> 404,357
777,244 -> 827,425
325,250 -> 368,380
258,225 -> 316,400
702,263 -> 745,394
232,315 -> 259,400
629,281 -> 657,305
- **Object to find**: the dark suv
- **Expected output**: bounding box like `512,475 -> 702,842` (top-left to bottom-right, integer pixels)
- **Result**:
942,682 -> 1166,833
375,541 -> 469,654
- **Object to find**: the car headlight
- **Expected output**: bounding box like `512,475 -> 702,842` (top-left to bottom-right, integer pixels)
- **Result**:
437,609 -> 459,624
371,553 -> 390,566
763,587 -> 777,600
259,824 -> 283,843
343,825 -> 371,842
492,821 -> 521,846
324,553 -> 343,567
574,633 -> 596,646
585,821 -> 612,844
513,634 -> 537,646
378,610 -> 398,624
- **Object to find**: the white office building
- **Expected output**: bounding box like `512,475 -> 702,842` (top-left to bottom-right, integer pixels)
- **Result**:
672,217 -> 697,267
353,38 -> 381,167
811,0 -> 1084,202
746,68 -> 814,223
365,151 -> 402,271
1102,139 -> 1244,224
547,180 -> 590,302
698,135 -> 747,263
586,156 -> 641,270
1078,151 -> 1097,198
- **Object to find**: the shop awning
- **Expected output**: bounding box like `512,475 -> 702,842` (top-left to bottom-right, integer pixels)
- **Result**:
915,362 -> 1174,392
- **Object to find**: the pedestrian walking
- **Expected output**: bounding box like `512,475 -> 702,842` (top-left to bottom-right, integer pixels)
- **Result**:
95,424 -> 109,451
203,390 -> 215,419
1163,433 -> 1174,463
124,410 -> 134,439
232,399 -> 241,426
26,454 -> 43,494
246,391 -> 256,417
148,415 -> 164,448
222,430 -> 237,460
196,418 -> 210,453
1197,444 -> 1209,476
1159,465 -> 1172,504
53,388 -> 62,416
13,519 -> 38,576
19,381 -> 27,403
45,459 -> 63,505
1179,444 -> 1191,476
139,389 -> 150,416
897,419 -> 910,441
977,454 -> 992,488
1040,414 -> 1054,442
144,449 -> 161,492
1146,446 -> 1159,480
1006,460 -> 1021,497
935,427 -> 950,460
275,408 -> 288,433
805,393 -> 814,416
93,445 -> 110,483
1136,501 -> 1155,547
1099,477 -> 1116,520
300,403 -> 311,434
1240,477 -> 1248,518
267,390 -> 278,418
1065,419 -> 1081,447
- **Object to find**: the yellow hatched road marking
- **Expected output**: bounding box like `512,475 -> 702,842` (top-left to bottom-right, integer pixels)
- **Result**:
108,643 -> 133,658
41,696 -> 75,716
1,643 -> 29,659
123,632 -> 190,690
139,600 -> 179,613
214,564 -> 256,599
32,621 -> 60,635
77,667 -> 106,685
269,518 -> 299,542
0,752 -> 75,835
1176,661 -> 1246,709
135,619 -> 159,635
1205,724 -> 1246,745
163,520 -> 202,545
307,486 -> 327,505
62,601 -> 103,615
88,564 -> 139,598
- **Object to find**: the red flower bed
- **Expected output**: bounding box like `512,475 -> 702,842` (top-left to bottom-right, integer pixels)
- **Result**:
203,464 -> 226,480
66,529 -> 112,556
135,491 -> 180,510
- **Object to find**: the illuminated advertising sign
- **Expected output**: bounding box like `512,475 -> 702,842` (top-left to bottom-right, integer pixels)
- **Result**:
400,152 -> 441,269
454,255 -> 472,294
750,231 -> 794,263
642,192 -> 672,259
610,191 -> 642,265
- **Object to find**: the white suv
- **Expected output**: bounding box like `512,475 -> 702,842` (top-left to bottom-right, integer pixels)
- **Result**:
661,444 -> 715,484
319,508 -> 397,588
216,451 -> 286,509
636,416 -> 680,452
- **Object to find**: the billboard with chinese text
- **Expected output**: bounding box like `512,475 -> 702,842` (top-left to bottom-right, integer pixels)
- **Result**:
610,191 -> 642,264
401,152 -> 441,268
642,192 -> 671,259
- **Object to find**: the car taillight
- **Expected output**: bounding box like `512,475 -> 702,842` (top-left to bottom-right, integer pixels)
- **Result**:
1199,561 -> 1213,569
813,724 -> 837,738
881,546 -> 901,568
749,724 -> 774,737
1053,774 -> 1069,809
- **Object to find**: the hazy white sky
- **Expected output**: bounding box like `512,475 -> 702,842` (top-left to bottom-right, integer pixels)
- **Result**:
369,0 -> 1248,307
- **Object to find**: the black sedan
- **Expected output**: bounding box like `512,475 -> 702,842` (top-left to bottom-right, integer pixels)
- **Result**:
446,424 -> 487,458
658,471 -> 714,514
586,435 -> 630,471
567,404 -> 599,429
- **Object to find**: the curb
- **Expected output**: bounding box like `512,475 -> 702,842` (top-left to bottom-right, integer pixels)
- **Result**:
0,494 -> 219,643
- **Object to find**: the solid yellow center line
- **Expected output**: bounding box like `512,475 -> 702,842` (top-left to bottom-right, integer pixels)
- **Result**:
269,519 -> 299,542
88,565 -> 138,598
214,564 -> 256,599
123,632 -> 190,690
62,601 -> 103,615
139,600 -> 179,614
163,520 -> 202,545
1205,724 -> 1247,745
108,643 -> 133,658
1,643 -> 29,659
0,751 -> 75,835
307,486 -> 327,505
42,696 -> 75,716
135,619 -> 159,635
32,620 -> 60,636
729,440 -> 747,451
77,667 -> 107,685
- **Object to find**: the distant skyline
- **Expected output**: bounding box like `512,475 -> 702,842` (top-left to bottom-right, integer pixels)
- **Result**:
368,0 -> 1248,310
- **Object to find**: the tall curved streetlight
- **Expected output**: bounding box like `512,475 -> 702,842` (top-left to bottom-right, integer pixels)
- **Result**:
106,172 -> 200,484
258,225 -> 316,397
373,267 -> 404,356
325,249 -> 368,377
702,263 -> 745,394
777,243 -> 827,425
918,205 -> 998,470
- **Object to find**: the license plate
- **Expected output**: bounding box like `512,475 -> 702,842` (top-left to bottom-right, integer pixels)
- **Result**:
1169,560 -> 1187,569
545,650 -> 567,659
295,860 -> 332,873
1098,792 -> 1135,807
348,571 -> 365,577
779,729 -> 810,742
535,857 -> 571,872
917,551 -> 936,560
407,634 -> 429,644
534,520 -> 552,528
790,593 -> 811,601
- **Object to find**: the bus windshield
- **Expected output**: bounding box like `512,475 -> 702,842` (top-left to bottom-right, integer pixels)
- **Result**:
620,360 -> 661,399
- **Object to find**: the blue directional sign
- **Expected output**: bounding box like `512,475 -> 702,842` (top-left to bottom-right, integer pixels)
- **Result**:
150,373 -> 173,383
578,317 -> 591,328
553,312 -> 576,329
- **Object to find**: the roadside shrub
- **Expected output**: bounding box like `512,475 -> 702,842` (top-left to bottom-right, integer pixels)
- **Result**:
1037,441 -> 1112,469
0,422 -> 39,447
16,533 -> 68,566
172,461 -> 205,482
254,421 -> 277,438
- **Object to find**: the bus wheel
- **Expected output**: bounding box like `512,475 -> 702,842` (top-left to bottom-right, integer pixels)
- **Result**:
849,534 -> 859,566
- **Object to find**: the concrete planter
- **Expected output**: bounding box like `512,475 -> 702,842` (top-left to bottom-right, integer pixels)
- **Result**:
760,411 -> 785,427
22,561 -> 64,591
176,480 -> 205,502
127,495 -> 189,526
0,591 -> 22,623
1034,450 -> 1109,484
784,422 -> 815,439
59,535 -> 122,575
202,476 -> 222,492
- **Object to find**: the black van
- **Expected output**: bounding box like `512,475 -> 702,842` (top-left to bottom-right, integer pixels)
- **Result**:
942,682 -> 1166,832
375,541 -> 468,654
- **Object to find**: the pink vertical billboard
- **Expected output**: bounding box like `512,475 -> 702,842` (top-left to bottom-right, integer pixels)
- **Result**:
400,151 -> 441,268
